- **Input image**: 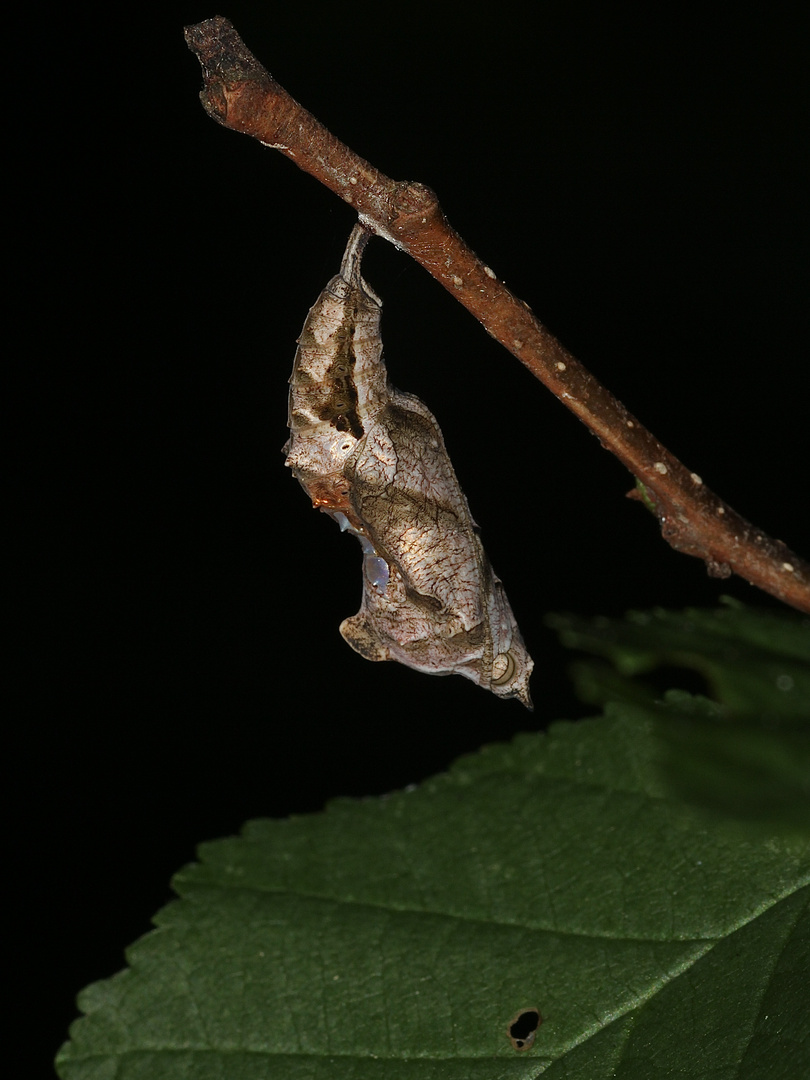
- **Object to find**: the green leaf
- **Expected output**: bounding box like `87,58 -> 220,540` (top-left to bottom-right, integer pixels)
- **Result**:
58,707 -> 810,1079
546,602 -> 810,830
545,598 -> 810,718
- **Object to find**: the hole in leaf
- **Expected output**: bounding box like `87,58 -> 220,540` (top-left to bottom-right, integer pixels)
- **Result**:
506,1007 -> 541,1051
645,665 -> 712,699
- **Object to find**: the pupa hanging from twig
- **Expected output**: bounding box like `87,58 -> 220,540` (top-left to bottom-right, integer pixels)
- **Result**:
284,224 -> 533,707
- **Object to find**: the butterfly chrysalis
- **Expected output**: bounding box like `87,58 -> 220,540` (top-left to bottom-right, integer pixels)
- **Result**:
285,224 -> 533,706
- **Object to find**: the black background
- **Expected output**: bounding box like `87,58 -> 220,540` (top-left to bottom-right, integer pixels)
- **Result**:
18,3 -> 807,1065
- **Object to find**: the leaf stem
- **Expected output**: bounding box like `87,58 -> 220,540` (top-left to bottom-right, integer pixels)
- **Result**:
184,17 -> 810,614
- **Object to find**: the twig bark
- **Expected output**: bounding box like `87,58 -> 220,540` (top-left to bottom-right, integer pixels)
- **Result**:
184,17 -> 810,615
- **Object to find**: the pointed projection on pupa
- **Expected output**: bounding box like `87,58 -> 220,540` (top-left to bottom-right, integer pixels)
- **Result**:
285,224 -> 533,707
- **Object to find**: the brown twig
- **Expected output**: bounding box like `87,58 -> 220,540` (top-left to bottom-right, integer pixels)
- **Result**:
184,17 -> 810,615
